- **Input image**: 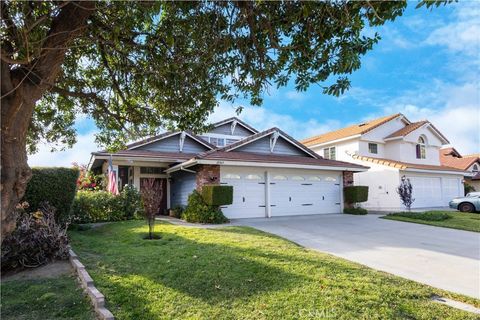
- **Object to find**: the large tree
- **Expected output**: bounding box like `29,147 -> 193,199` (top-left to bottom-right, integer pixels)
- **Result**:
1,1 -> 442,240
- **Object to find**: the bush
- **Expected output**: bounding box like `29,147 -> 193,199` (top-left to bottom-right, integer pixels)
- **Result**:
343,207 -> 368,215
201,185 -> 233,206
344,186 -> 369,204
182,190 -> 229,224
169,206 -> 184,218
387,211 -> 451,221
71,186 -> 143,223
23,167 -> 79,223
1,202 -> 70,272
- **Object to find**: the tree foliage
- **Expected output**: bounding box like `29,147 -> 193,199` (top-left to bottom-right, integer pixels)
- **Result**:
2,1 -> 412,153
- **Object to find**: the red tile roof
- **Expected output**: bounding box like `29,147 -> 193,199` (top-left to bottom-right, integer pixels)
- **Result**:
384,121 -> 428,139
351,154 -> 465,172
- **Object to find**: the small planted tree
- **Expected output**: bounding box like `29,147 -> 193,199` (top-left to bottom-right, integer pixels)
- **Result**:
397,176 -> 415,211
140,179 -> 163,239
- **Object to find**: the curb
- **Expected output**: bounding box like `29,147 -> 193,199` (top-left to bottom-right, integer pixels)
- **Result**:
68,247 -> 115,320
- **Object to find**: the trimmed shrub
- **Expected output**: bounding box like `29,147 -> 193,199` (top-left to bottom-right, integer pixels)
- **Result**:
201,185 -> 233,206
387,211 -> 451,221
182,190 -> 229,224
343,207 -> 368,215
1,202 -> 69,272
71,186 -> 143,223
344,186 -> 369,204
23,167 -> 79,222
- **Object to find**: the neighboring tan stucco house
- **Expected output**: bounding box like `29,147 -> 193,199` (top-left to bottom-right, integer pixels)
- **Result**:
440,148 -> 480,193
302,113 -> 466,211
89,117 -> 367,219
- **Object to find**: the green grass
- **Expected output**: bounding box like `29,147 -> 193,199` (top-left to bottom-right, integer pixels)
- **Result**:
1,274 -> 95,320
69,221 -> 480,320
382,211 -> 480,232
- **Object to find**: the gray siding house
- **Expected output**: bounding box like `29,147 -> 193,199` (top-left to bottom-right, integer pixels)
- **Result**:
89,118 -> 367,218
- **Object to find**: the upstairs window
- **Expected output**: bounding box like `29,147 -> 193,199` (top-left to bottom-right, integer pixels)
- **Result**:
323,147 -> 336,160
473,164 -> 479,173
416,136 -> 426,159
368,143 -> 378,154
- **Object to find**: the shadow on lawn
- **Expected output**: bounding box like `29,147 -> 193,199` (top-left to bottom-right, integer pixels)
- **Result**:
71,223 -> 306,307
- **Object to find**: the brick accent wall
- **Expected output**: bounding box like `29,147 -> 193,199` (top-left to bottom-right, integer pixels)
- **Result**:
196,165 -> 220,190
343,171 -> 354,187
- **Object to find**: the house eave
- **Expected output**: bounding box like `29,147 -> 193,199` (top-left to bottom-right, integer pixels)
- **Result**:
401,168 -> 467,175
305,134 -> 361,149
165,159 -> 368,173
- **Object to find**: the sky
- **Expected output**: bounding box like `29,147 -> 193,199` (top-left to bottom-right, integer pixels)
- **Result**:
29,2 -> 480,167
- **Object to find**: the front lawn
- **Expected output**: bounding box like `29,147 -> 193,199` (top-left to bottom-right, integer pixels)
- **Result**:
69,221 -> 479,319
1,274 -> 95,320
382,211 -> 480,232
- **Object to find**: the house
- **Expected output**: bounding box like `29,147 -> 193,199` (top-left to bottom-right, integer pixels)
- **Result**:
440,148 -> 480,192
302,114 -> 466,211
89,117 -> 368,219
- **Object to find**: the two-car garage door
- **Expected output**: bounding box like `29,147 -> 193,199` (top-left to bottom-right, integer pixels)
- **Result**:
220,167 -> 342,219
407,175 -> 462,208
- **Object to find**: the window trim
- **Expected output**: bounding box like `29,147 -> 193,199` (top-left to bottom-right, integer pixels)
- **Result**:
368,143 -> 378,154
416,136 -> 426,159
323,146 -> 336,160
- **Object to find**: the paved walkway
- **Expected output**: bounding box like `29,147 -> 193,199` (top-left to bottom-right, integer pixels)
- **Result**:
234,214 -> 480,299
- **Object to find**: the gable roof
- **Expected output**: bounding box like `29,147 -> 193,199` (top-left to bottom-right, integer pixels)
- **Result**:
384,121 -> 450,144
440,150 -> 480,170
207,127 -> 321,159
211,117 -> 258,134
351,154 -> 465,173
302,113 -> 406,146
441,147 -> 462,158
126,131 -> 215,150
384,121 -> 428,139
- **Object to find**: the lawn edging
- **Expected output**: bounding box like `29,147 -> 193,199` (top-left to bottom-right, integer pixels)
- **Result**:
68,246 -> 115,320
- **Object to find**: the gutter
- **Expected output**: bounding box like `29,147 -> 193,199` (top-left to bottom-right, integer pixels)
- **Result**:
402,168 -> 468,175
165,158 -> 368,173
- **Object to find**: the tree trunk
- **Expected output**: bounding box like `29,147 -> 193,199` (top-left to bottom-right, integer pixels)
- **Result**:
1,88 -> 35,241
0,1 -> 96,242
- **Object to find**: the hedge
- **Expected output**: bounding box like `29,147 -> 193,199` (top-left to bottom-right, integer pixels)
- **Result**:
344,186 -> 369,204
343,207 -> 368,215
201,185 -> 233,206
23,167 -> 79,222
182,190 -> 229,224
71,186 -> 143,223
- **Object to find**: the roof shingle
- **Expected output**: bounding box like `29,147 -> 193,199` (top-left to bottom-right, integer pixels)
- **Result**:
384,121 -> 428,139
301,113 -> 403,146
351,154 -> 465,172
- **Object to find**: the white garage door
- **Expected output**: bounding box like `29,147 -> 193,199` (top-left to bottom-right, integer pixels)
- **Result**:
442,178 -> 462,205
270,173 -> 341,216
220,167 -> 342,218
220,168 -> 266,219
407,176 -> 443,208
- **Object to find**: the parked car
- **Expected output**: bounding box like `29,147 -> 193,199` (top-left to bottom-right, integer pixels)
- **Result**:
449,192 -> 480,212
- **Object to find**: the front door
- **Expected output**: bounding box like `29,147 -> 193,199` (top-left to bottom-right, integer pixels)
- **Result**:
140,178 -> 167,215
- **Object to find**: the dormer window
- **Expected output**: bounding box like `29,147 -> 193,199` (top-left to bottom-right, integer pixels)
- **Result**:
473,164 -> 479,173
416,136 -> 426,159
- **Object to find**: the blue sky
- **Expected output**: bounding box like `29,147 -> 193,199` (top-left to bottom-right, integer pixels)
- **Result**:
29,2 -> 479,166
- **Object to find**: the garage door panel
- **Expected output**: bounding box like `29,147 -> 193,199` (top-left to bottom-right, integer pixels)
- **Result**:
270,173 -> 341,216
407,175 -> 462,208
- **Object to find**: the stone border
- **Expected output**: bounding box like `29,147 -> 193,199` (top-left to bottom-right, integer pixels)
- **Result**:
68,247 -> 115,320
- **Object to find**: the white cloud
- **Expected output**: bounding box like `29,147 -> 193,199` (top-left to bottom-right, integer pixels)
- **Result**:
425,4 -> 480,57
28,130 -> 99,167
379,81 -> 480,155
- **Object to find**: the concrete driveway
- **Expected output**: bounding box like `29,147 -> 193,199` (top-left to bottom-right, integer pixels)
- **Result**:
234,214 -> 480,299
